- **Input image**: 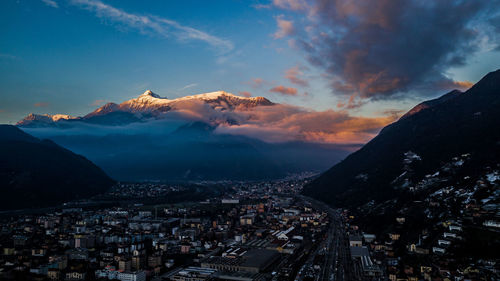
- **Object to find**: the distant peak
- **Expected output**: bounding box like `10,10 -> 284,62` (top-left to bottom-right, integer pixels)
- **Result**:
17,113 -> 78,126
140,90 -> 162,99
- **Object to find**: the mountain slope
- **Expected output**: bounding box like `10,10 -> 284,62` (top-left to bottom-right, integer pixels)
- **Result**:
37,122 -> 348,181
303,69 -> 500,207
0,125 -> 114,210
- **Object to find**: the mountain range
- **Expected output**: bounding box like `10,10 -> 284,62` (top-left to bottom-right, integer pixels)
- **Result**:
18,91 -> 274,127
303,69 -> 500,207
0,125 -> 114,210
17,91 -> 349,181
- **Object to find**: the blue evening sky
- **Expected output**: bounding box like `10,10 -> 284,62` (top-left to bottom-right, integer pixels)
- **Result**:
0,0 -> 498,123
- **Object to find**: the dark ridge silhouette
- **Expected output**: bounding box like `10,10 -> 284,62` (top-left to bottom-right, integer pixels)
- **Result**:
0,125 -> 114,210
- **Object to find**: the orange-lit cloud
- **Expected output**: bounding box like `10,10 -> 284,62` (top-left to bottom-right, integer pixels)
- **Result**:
274,0 -> 498,101
433,79 -> 475,92
270,85 -> 298,96
214,104 -> 397,144
138,98 -> 396,145
245,78 -> 265,88
451,80 -> 473,90
91,99 -> 106,106
285,65 -> 309,86
274,15 -> 295,39
34,102 -> 49,107
239,91 -> 252,97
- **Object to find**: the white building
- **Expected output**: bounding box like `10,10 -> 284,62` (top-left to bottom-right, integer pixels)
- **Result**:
432,247 -> 446,254
117,271 -> 146,281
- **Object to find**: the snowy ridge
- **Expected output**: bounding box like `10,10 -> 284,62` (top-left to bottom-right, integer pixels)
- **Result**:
17,113 -> 79,126
17,90 -> 274,126
99,90 -> 273,114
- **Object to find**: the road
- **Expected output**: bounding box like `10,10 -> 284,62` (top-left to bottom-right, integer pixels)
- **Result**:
299,195 -> 359,281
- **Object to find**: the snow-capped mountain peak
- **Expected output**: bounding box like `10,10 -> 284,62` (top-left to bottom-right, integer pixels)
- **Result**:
139,90 -> 162,99
18,90 -> 274,127
120,90 -> 272,113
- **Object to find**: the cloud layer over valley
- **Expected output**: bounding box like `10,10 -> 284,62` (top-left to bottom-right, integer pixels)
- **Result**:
18,90 -> 398,181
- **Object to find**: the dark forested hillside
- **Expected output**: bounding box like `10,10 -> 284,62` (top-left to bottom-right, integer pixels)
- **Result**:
304,69 -> 500,207
0,125 -> 114,210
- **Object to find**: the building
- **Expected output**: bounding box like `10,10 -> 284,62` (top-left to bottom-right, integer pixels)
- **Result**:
170,267 -> 217,281
119,258 -> 132,272
117,271 -> 146,281
240,215 -> 255,226
47,269 -> 60,280
65,271 -> 86,280
349,235 -> 362,247
201,249 -> 279,273
275,227 -> 295,240
350,246 -> 382,278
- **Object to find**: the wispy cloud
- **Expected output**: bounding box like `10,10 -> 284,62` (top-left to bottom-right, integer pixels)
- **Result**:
0,53 -> 17,60
69,0 -> 234,53
273,15 -> 295,39
178,83 -> 198,91
272,0 -> 309,11
252,3 -> 272,10
41,0 -> 59,8
34,102 -> 50,107
270,85 -> 298,96
244,78 -> 265,89
285,65 -> 308,86
91,99 -> 106,106
239,91 -> 252,97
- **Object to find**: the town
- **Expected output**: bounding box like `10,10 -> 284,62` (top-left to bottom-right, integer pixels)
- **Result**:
0,170 -> 498,281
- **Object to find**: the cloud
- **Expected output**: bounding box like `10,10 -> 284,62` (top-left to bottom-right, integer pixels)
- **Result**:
273,15 -> 295,39
275,0 -> 500,100
41,0 -> 58,8
214,104 -> 397,144
0,53 -> 17,60
336,93 -> 366,110
270,85 -> 298,96
452,81 -> 474,90
179,83 -> 198,91
69,0 -> 233,53
91,99 -> 106,106
34,102 -> 50,107
245,78 -> 265,88
442,80 -> 474,91
23,92 -> 396,145
252,3 -> 272,10
239,91 -> 252,97
285,65 -> 308,86
272,0 -> 309,11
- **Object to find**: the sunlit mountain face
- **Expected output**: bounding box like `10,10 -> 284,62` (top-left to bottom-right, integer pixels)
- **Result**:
18,90 -> 393,181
